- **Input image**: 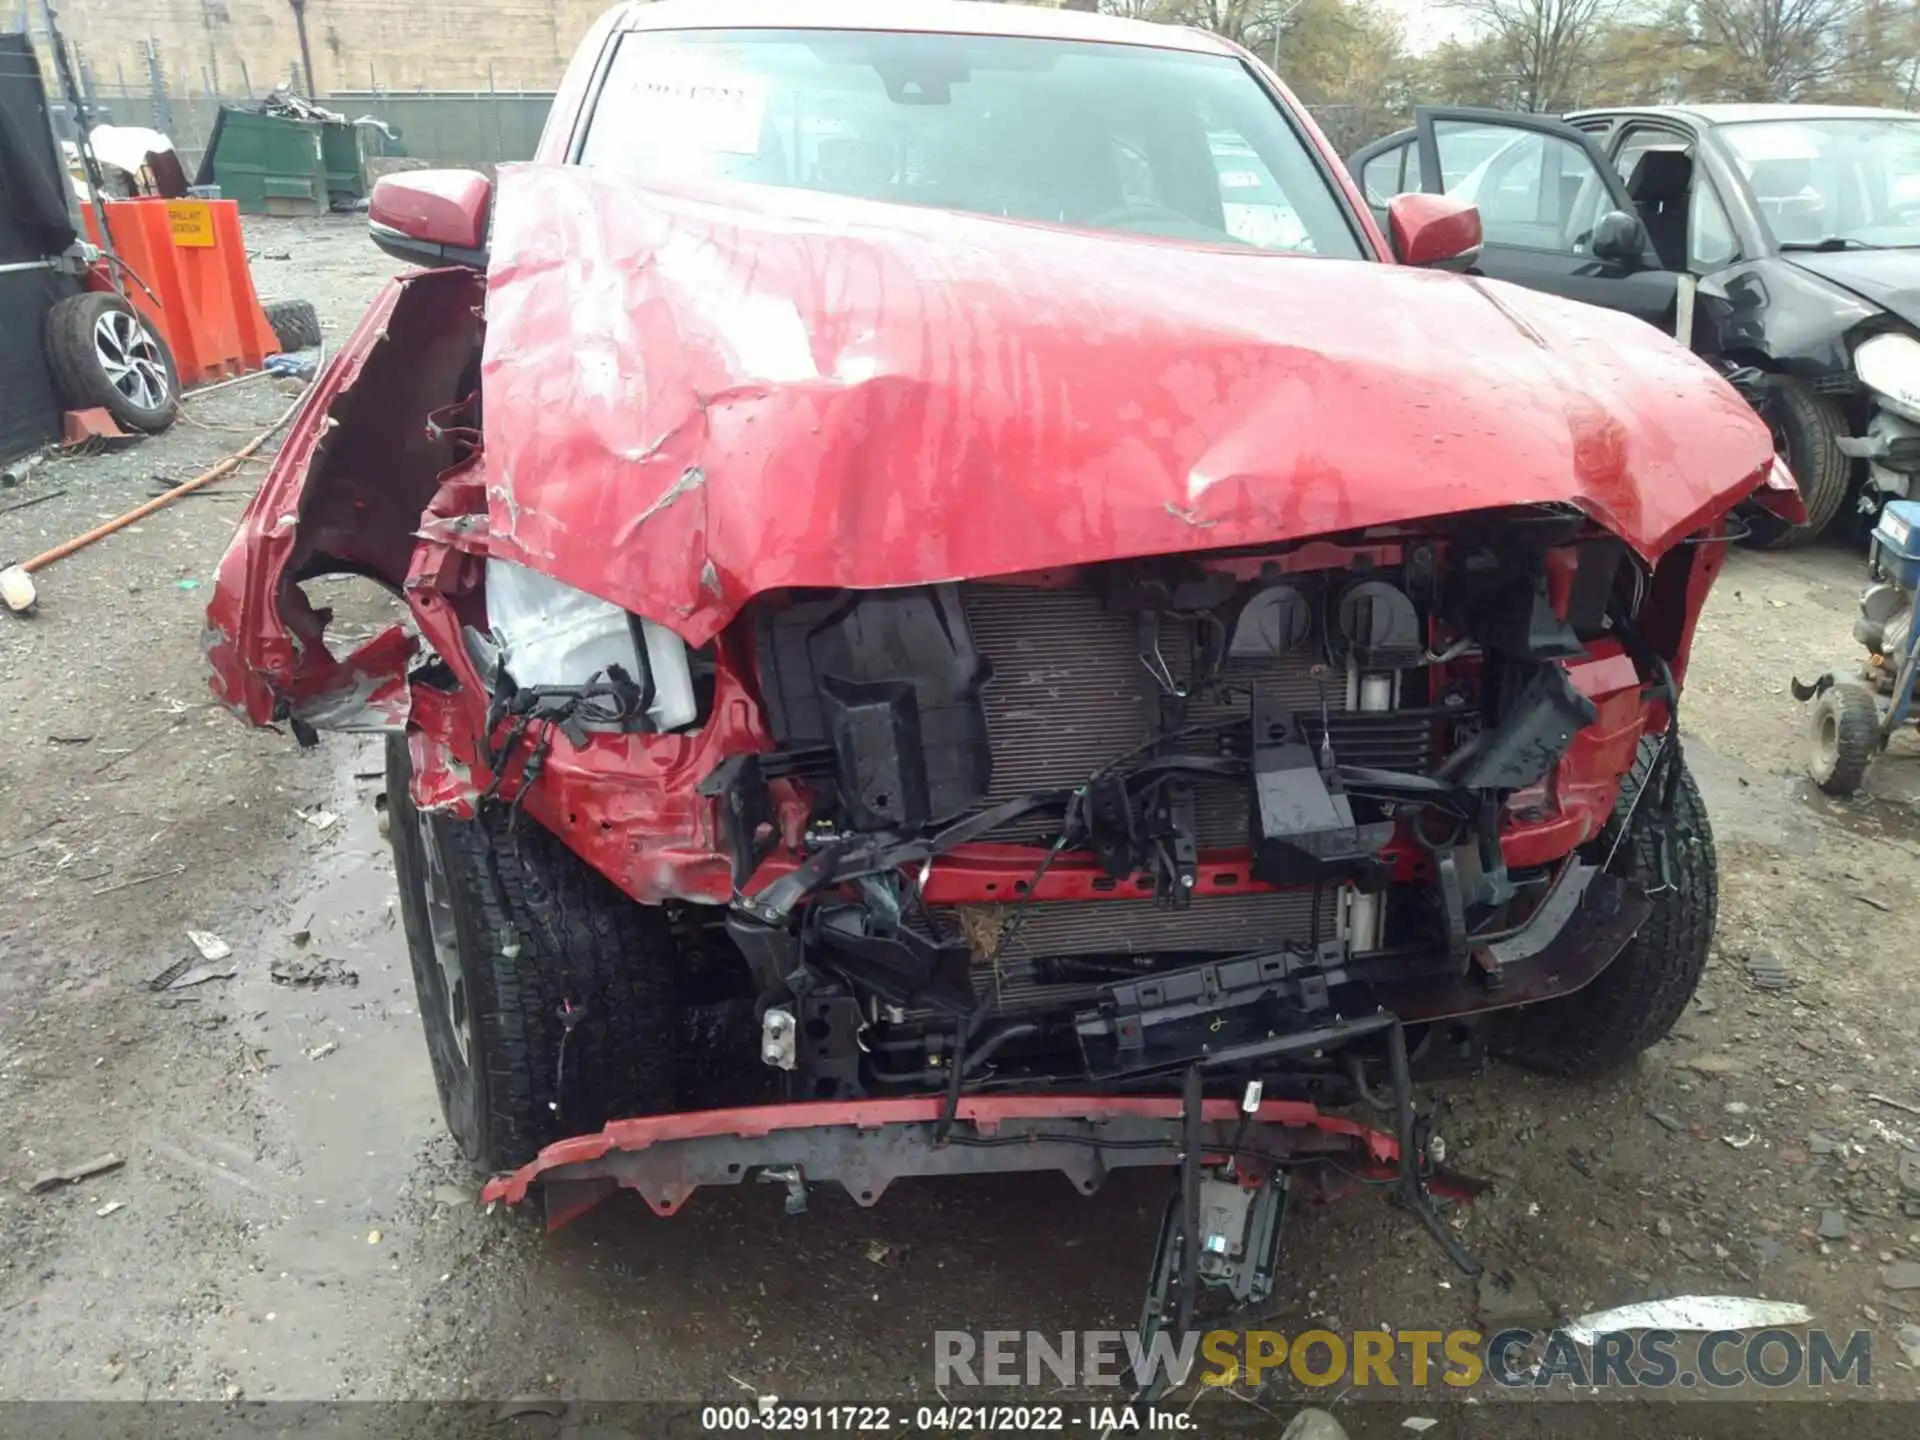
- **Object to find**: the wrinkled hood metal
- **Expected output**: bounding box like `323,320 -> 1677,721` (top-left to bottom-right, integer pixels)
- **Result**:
481,165 -> 1773,644
1781,248 -> 1920,331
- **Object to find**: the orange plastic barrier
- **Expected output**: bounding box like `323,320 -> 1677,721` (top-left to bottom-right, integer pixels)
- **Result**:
82,198 -> 281,387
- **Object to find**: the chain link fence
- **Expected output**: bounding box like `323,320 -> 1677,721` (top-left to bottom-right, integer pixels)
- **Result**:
75,78 -> 553,177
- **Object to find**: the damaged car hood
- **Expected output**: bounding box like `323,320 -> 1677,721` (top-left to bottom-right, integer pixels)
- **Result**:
481,165 -> 1773,643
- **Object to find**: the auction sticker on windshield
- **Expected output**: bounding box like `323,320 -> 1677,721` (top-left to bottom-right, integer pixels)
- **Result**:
619,57 -> 768,155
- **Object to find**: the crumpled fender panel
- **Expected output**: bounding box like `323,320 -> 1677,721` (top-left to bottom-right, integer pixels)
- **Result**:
479,165 -> 1776,646
205,268 -> 485,729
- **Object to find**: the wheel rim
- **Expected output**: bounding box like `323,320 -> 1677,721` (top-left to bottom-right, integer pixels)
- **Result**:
416,813 -> 473,1068
1814,707 -> 1840,773
93,309 -> 170,412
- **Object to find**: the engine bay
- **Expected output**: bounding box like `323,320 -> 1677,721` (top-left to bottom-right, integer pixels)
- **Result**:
703,510 -> 1663,1110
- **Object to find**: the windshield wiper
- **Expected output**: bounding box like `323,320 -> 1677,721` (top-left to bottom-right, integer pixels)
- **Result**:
1779,237 -> 1877,252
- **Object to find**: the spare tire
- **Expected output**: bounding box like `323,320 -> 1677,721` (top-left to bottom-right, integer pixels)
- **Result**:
43,291 -> 180,433
263,298 -> 322,351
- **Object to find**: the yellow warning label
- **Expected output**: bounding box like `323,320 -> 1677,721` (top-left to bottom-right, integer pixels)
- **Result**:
167,200 -> 215,248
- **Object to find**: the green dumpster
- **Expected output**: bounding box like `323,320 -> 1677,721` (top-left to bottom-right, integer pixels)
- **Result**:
319,122 -> 367,207
194,107 -> 365,216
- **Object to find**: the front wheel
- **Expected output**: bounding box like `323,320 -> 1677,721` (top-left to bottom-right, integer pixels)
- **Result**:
386,733 -> 678,1171
1743,377 -> 1851,549
1495,738 -> 1715,1077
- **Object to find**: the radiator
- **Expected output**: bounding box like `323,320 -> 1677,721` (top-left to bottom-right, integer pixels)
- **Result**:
963,581 -> 1329,846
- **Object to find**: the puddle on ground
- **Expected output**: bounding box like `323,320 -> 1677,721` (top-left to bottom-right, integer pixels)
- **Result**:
202,733 -> 446,1398
1687,730 -> 1920,852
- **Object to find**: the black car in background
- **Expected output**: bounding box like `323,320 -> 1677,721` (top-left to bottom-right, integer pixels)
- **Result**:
1351,105 -> 1920,547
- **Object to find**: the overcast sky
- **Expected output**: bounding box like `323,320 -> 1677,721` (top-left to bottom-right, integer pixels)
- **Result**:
1379,0 -> 1478,53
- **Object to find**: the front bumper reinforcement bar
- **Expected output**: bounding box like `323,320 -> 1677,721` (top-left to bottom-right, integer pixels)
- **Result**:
479,1094 -> 1471,1231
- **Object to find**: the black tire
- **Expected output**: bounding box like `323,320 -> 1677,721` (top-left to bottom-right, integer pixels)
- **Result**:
264,298 -> 322,351
1807,682 -> 1879,797
385,733 -> 678,1171
1495,737 -> 1716,1077
1743,377 -> 1851,549
43,291 -> 180,433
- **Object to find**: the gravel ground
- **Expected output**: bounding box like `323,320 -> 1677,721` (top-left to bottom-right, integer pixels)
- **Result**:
4,214 -> 1920,1437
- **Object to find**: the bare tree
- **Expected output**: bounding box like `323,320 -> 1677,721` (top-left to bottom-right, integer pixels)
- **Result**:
1443,0 -> 1623,110
1690,0 -> 1861,101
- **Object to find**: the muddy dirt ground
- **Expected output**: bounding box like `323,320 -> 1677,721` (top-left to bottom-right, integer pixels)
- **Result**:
5,216 -> 1920,1437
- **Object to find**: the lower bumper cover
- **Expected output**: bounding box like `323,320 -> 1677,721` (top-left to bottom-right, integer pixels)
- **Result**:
480,1094 -> 1479,1230
482,869 -> 1647,1228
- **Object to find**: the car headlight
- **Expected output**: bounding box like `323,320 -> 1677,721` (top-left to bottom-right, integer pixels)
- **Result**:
486,559 -> 697,731
1855,333 -> 1920,424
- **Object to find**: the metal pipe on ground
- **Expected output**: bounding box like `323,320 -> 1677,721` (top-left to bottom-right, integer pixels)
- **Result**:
1,382 -> 309,616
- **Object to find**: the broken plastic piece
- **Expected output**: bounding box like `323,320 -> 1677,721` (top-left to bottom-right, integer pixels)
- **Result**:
1563,1295 -> 1813,1347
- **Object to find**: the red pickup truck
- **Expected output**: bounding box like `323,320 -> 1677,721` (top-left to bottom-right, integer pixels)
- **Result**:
205,0 -> 1790,1337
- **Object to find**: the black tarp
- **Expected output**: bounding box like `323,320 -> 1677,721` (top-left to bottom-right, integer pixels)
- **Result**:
1,32 -> 79,463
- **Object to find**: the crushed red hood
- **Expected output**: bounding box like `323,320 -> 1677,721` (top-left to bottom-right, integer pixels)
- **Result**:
481,164 -> 1774,644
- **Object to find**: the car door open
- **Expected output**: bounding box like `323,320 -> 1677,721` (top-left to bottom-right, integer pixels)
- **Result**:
1387,107 -> 1682,332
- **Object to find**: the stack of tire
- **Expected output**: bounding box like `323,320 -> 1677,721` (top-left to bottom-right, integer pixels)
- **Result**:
43,291 -> 323,436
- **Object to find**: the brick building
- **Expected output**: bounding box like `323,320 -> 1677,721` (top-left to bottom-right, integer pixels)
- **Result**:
27,0 -> 1091,99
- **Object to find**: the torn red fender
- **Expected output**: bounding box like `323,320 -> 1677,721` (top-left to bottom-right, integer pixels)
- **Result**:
479,1094 -> 1441,1230
204,268 -> 485,729
1751,453 -> 1809,525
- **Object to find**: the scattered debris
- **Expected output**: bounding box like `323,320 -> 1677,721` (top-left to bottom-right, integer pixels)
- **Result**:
290,929 -> 311,947
173,578 -> 200,592
1475,1267 -> 1550,1327
1817,1209 -> 1851,1241
91,864 -> 187,896
1402,1422 -> 1438,1436
366,1228 -> 381,1245
0,488 -> 68,517
1677,1053 -> 1745,1075
1722,1130 -> 1757,1150
146,958 -> 193,991
430,1183 -> 475,1208
498,1398 -> 565,1420
295,807 -> 338,832
164,962 -> 236,991
1654,1216 -> 1674,1240
28,1153 -> 124,1194
1858,893 -> 1895,913
1,564 -> 38,616
270,955 -> 358,987
305,1041 -> 337,1061
1,452 -> 45,488
1882,1261 -> 1920,1291
1868,1093 -> 1920,1118
266,353 -> 317,379
1897,1324 -> 1920,1368
186,930 -> 232,962
1648,1110 -> 1685,1134
94,1200 -> 124,1218
863,1239 -> 907,1268
1744,949 -> 1792,990
1564,1296 -> 1813,1347
1277,1412 -> 1348,1440
1722,1101 -> 1751,1117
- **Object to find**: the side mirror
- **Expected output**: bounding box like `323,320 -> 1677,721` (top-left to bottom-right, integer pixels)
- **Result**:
369,169 -> 492,269
1590,209 -> 1648,268
1385,192 -> 1482,271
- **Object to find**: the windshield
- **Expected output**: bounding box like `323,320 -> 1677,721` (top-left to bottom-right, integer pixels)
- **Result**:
577,28 -> 1363,258
1718,117 -> 1920,249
